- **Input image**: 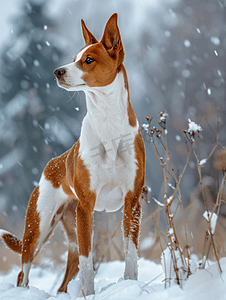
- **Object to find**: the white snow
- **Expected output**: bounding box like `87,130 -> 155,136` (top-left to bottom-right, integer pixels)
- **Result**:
1,257 -> 226,299
168,183 -> 175,190
168,228 -> 174,236
203,211 -> 218,234
175,135 -> 181,141
210,37 -> 220,46
167,195 -> 173,204
198,159 -> 207,166
147,186 -> 152,192
153,197 -> 165,207
34,60 -> 40,67
142,123 -> 149,133
188,119 -> 202,134
184,40 -> 191,47
182,69 -> 190,78
161,247 -> 184,288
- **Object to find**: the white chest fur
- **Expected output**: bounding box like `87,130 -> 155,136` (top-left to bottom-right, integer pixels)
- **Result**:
79,71 -> 139,212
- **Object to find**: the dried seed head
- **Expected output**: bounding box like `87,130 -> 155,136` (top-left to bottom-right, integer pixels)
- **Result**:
155,128 -> 163,134
142,186 -> 149,195
214,149 -> 226,172
158,111 -> 168,123
145,116 -> 153,122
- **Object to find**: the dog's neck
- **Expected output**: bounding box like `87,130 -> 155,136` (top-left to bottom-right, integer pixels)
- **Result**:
82,66 -> 137,142
85,68 -> 127,119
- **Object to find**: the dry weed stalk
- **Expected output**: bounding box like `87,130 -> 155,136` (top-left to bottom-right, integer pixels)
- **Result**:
141,112 -> 194,288
94,212 -> 123,273
141,109 -> 225,288
141,187 -> 165,255
193,109 -> 225,272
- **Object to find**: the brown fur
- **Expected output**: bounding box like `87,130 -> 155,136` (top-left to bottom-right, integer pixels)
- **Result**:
120,65 -> 137,127
123,131 -> 145,248
22,186 -> 40,264
1,233 -> 22,254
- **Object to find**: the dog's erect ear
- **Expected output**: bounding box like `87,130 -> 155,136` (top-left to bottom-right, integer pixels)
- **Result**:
101,13 -> 125,67
81,19 -> 98,46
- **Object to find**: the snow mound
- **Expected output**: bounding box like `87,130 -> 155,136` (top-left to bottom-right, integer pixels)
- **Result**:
0,258 -> 226,300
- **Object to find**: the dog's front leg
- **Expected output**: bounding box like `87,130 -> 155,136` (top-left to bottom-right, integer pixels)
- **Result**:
123,191 -> 142,280
76,200 -> 95,296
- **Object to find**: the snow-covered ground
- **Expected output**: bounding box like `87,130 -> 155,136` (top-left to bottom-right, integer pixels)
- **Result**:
0,257 -> 226,300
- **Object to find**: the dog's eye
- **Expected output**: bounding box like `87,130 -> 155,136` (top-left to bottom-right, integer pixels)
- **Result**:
85,57 -> 95,64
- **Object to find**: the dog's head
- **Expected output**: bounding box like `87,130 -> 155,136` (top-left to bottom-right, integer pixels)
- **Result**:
54,13 -> 125,91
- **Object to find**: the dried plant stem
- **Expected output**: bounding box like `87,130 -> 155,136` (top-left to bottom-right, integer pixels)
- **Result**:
95,222 -> 121,274
147,125 -> 193,287
111,239 -> 124,261
214,173 -> 226,216
164,135 -> 190,260
142,109 -> 224,288
168,144 -> 193,206
205,107 -> 223,149
177,188 -> 190,263
193,151 -> 209,212
143,188 -> 167,247
95,212 -> 105,264
194,110 -> 224,272
105,213 -> 111,260
163,134 -> 191,285
211,232 -> 222,273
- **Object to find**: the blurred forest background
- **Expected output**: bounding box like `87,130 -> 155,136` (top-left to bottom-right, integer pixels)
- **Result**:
0,0 -> 226,273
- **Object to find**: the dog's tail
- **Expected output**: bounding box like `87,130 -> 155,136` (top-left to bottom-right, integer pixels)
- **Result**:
0,230 -> 22,254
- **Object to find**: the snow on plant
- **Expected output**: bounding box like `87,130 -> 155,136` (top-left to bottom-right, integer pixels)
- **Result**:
188,119 -> 202,134
183,119 -> 202,143
161,244 -> 187,288
203,211 -> 218,235
141,107 -> 224,288
198,158 -> 206,166
152,197 -> 165,207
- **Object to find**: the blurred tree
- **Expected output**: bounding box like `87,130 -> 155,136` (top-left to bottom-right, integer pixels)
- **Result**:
0,0 -> 81,219
134,0 -> 226,205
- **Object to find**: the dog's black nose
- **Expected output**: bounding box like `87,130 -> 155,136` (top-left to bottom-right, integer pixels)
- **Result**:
54,68 -> 66,79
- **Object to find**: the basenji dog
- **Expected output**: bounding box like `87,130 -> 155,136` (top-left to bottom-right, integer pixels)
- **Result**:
0,13 -> 145,296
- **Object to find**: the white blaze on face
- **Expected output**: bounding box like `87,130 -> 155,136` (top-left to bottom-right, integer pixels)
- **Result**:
75,44 -> 93,62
